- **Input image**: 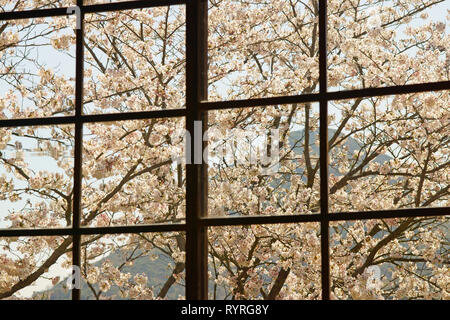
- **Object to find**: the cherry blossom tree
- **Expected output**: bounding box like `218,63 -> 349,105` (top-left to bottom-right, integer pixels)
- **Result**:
0,0 -> 448,300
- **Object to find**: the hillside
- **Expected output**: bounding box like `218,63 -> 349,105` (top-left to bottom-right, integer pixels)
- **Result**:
35,128 -> 392,300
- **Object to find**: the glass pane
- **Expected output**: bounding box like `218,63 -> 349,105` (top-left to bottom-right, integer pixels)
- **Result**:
328,0 -> 449,91
330,216 -> 449,300
0,0 -> 74,12
329,92 -> 449,213
208,103 -> 320,216
82,118 -> 185,227
83,6 -> 186,114
0,236 -> 72,300
0,17 -> 75,119
209,223 -> 321,299
80,232 -> 185,300
0,125 -> 74,229
208,0 -> 319,101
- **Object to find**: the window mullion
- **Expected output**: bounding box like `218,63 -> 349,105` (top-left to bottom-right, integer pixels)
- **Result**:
185,0 -> 209,300
72,0 -> 85,301
319,0 -> 330,301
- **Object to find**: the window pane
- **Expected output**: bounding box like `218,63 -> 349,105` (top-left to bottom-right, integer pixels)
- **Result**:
0,125 -> 74,229
328,0 -> 449,91
0,0 -> 74,12
83,6 -> 186,114
208,0 -> 319,101
80,232 -> 185,300
82,118 -> 185,227
329,92 -> 449,213
0,17 -> 75,119
208,103 -> 320,216
330,216 -> 449,300
0,236 -> 72,300
209,223 -> 321,299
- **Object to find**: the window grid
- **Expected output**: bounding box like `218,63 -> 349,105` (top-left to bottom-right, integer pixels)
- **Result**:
0,0 -> 448,300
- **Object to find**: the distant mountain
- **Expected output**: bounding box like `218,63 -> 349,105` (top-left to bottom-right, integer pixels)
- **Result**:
36,129 -> 392,300
33,249 -> 185,300
34,248 -> 229,300
288,129 -> 391,175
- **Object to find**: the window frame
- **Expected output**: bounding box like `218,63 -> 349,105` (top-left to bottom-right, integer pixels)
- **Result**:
0,0 -> 448,300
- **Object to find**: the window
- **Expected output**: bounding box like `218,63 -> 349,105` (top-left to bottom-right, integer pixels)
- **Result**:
0,0 -> 448,300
